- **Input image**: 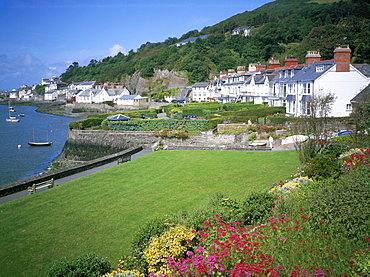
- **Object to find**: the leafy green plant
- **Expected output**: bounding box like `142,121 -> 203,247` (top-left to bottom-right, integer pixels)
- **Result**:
46,253 -> 111,277
303,153 -> 344,179
238,192 -> 276,225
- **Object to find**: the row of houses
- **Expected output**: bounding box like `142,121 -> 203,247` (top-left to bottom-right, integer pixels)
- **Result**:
9,80 -> 151,108
191,45 -> 370,117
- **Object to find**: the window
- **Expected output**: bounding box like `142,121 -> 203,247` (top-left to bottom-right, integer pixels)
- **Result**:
316,65 -> 324,72
307,83 -> 311,94
346,104 -> 352,110
283,84 -> 287,97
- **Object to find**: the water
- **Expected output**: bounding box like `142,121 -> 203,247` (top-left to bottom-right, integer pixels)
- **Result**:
0,104 -> 79,186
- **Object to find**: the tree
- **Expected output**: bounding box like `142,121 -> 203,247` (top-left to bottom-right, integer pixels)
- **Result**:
290,93 -> 336,163
35,84 -> 45,95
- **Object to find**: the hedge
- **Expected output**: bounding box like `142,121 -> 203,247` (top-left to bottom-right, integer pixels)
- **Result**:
69,118 -> 104,129
108,119 -> 209,131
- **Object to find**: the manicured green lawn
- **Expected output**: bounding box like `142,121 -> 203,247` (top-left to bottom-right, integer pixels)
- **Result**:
0,150 -> 298,276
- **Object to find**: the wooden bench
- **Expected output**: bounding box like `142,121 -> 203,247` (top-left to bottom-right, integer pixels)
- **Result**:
117,155 -> 131,164
28,178 -> 54,195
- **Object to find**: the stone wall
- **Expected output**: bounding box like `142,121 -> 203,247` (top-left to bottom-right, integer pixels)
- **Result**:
67,129 -> 282,151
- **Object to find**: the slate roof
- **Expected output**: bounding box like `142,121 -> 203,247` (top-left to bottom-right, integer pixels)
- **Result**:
288,60 -> 335,82
351,85 -> 370,103
77,89 -> 101,96
175,35 -> 209,46
119,94 -> 147,100
106,88 -> 127,96
193,82 -> 209,88
107,114 -> 130,121
352,64 -> 370,77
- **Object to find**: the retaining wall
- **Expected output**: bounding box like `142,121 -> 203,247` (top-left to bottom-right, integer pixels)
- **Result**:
0,147 -> 142,197
67,129 -> 282,151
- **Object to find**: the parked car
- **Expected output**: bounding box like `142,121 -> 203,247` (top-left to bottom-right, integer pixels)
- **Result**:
186,114 -> 198,120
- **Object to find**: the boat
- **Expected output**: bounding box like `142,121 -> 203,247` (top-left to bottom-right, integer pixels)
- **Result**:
28,129 -> 52,146
6,102 -> 20,123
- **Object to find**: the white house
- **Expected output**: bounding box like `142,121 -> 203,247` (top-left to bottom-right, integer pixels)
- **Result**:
44,90 -> 58,101
75,88 -> 103,103
270,46 -> 370,117
69,81 -> 96,91
191,82 -> 210,102
116,94 -> 150,108
232,27 -> 251,37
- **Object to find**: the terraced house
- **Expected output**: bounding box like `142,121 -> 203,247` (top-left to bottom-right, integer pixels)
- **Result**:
191,45 -> 370,117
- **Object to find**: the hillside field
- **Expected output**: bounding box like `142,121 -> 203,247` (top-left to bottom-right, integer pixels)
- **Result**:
0,150 -> 298,276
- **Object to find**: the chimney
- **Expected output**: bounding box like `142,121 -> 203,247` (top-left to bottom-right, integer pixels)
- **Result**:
334,45 -> 351,72
305,50 -> 321,64
256,63 -> 266,72
237,66 -> 246,74
284,56 -> 298,67
268,58 -> 280,70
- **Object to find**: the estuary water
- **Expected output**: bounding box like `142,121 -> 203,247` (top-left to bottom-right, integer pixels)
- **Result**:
0,104 -> 79,186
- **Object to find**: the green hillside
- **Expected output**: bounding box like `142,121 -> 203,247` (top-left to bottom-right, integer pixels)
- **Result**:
60,0 -> 370,87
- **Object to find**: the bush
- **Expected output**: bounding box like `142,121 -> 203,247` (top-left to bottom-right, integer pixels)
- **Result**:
307,165 -> 370,242
143,226 -> 195,275
46,253 -> 111,277
303,154 -> 343,179
321,143 -> 350,157
238,192 -> 276,225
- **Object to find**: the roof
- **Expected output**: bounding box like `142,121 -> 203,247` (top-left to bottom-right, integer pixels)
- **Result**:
351,85 -> 370,103
77,89 -> 101,96
192,82 -> 209,88
118,94 -> 147,100
107,114 -> 130,121
106,88 -> 128,96
288,60 -> 335,82
352,64 -> 370,77
175,35 -> 209,46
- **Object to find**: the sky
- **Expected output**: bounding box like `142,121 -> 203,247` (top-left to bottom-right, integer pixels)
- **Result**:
0,0 -> 273,90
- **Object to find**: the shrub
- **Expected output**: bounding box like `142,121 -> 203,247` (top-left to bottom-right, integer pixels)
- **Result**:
46,253 -> 111,277
143,226 -> 196,275
303,154 -> 343,179
238,192 -> 276,225
307,165 -> 370,242
321,143 -> 350,157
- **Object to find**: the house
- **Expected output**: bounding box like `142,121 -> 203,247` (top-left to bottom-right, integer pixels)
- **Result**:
75,88 -> 103,103
116,94 -> 150,108
44,90 -> 58,101
69,81 -> 96,91
232,27 -> 251,37
191,82 -> 210,102
270,46 -> 370,117
172,35 -> 209,47
351,84 -> 370,113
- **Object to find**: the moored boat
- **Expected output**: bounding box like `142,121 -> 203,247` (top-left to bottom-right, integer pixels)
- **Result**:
28,129 -> 52,146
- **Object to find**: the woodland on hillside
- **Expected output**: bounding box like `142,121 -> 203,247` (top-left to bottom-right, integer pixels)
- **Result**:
60,0 -> 370,88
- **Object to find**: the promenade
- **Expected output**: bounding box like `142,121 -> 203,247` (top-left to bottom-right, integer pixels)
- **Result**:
0,149 -> 153,204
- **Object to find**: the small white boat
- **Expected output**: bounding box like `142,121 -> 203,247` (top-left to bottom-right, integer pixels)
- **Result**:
6,116 -> 20,123
6,102 -> 20,122
28,129 -> 52,146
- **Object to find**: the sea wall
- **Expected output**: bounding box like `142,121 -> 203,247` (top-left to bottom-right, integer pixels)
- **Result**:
0,147 -> 142,197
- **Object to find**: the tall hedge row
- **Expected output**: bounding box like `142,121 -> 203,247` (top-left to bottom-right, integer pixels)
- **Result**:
108,119 -> 209,131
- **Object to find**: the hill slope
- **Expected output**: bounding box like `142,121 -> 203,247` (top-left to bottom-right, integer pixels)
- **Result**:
60,0 -> 370,94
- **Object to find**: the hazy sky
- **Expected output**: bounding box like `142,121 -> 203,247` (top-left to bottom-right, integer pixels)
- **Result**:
0,0 -> 273,90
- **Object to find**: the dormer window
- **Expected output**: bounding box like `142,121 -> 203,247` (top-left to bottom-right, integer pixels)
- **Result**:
316,65 -> 324,72
290,70 -> 294,77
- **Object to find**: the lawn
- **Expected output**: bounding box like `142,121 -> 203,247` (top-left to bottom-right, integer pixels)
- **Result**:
0,150 -> 298,277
